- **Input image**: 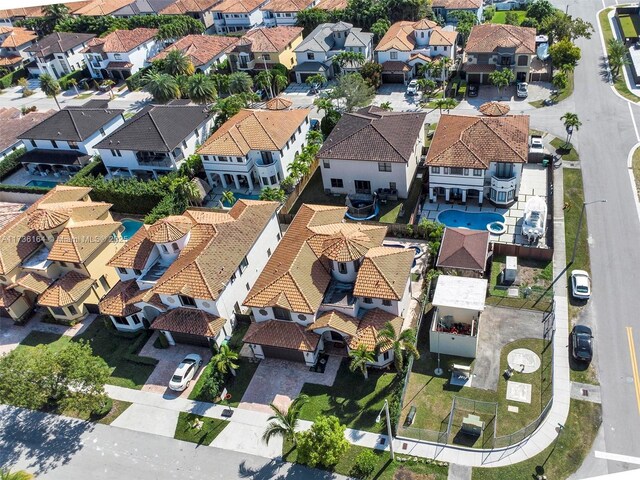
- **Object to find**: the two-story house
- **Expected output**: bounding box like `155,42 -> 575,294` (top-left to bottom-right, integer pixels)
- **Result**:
432,0 -> 483,24
375,19 -> 458,84
111,0 -> 177,17
25,32 -> 96,79
0,27 -> 37,72
262,0 -> 318,27
228,26 -> 303,71
100,200 -> 280,347
243,204 -> 415,368
96,102 -> 214,180
425,114 -> 529,206
151,35 -> 239,73
82,28 -> 160,80
293,22 -> 374,83
319,106 -> 427,199
0,107 -> 55,160
0,6 -> 47,28
71,0 -> 136,16
463,24 -> 536,84
18,104 -> 125,176
0,185 -> 124,325
198,108 -> 311,191
159,0 -> 221,33
211,0 -> 270,34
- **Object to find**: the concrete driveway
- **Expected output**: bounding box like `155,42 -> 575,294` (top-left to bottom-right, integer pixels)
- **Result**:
110,403 -> 179,437
138,332 -> 212,398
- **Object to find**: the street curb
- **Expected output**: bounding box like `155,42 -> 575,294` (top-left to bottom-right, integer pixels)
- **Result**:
626,143 -> 640,224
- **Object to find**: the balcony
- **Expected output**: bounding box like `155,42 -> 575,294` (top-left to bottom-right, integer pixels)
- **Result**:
491,175 -> 517,191
135,151 -> 173,167
256,153 -> 277,167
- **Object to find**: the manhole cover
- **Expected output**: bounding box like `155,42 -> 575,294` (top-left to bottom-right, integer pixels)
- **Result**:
507,348 -> 541,373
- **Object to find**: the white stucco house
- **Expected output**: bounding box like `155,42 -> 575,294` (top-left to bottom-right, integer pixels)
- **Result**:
96,102 -> 214,180
0,27 -> 37,71
150,34 -> 240,74
25,32 -> 95,79
242,204 -> 415,368
100,200 -> 281,347
211,0 -> 270,34
425,113 -> 530,206
262,0 -> 318,27
197,107 -> 311,191
318,106 -> 427,199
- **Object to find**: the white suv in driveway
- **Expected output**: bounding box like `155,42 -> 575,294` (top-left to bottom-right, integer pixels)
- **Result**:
516,82 -> 529,98
169,353 -> 203,391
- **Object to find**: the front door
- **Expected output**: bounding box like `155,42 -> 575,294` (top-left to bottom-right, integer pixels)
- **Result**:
516,71 -> 527,82
354,180 -> 371,194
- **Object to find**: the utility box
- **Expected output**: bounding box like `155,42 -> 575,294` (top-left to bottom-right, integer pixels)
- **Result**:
504,256 -> 518,283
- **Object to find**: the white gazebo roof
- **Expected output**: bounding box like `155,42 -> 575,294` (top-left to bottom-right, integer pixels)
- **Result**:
432,275 -> 488,311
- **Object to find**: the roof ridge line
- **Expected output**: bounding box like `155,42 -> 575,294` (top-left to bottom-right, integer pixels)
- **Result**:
147,109 -> 171,151
476,117 -> 526,161
66,110 -> 82,140
251,111 -> 279,149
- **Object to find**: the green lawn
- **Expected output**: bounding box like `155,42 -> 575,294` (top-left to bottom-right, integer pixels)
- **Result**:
174,412 -> 229,445
298,360 -> 399,433
486,255 -> 553,311
530,70 -> 575,108
473,400 -> 602,480
489,10 -> 527,25
378,173 -> 424,224
59,398 -> 132,425
289,169 -> 345,216
550,138 -> 579,162
618,13 -> 640,39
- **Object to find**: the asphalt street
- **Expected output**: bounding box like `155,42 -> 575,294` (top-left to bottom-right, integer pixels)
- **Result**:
0,405 -> 347,480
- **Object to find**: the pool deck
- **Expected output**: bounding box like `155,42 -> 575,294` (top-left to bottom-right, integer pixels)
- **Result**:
419,164 -> 549,246
203,186 -> 258,209
2,167 -> 66,187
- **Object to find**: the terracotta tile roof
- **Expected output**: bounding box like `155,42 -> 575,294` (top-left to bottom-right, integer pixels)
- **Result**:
13,272 -> 53,295
73,0 -> 136,16
316,0 -> 348,9
107,225 -> 154,269
413,18 -> 439,30
264,0 -> 314,13
151,200 -> 279,301
425,114 -> 529,169
234,26 -> 303,53
0,7 -> 46,20
82,28 -> 157,54
436,227 -> 489,272
408,53 -> 432,63
376,20 -> 453,52
184,208 -> 235,225
462,62 -> 496,73
0,27 -> 37,48
198,108 -> 310,156
26,209 -> 69,231
318,108 -> 426,164
47,220 -> 121,263
211,0 -> 265,13
429,29 -> 458,47
0,107 -> 55,154
160,0 -> 219,14
38,271 -> 95,307
0,56 -> 22,66
465,24 -> 536,55
265,96 -> 293,110
310,310 -> 359,337
151,35 -> 239,68
381,60 -> 411,72
349,308 -> 402,352
432,0 -> 482,9
98,279 -> 142,317
479,101 -> 510,116
353,247 -> 413,301
0,202 -> 25,230
321,229 -> 375,262
151,307 -> 226,337
0,284 -> 21,308
147,215 -> 193,244
244,319 -> 320,351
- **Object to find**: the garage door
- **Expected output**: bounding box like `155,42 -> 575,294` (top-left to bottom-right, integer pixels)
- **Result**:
171,332 -> 212,347
382,73 -> 405,84
467,73 -> 481,84
298,73 -> 315,83
262,345 -> 306,362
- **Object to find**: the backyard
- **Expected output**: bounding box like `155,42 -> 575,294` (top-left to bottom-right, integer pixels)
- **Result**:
489,10 -> 527,25
487,255 -> 554,311
618,13 -> 640,39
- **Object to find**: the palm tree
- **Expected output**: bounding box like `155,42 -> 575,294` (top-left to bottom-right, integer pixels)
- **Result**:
313,98 -> 334,116
164,49 -> 194,76
349,344 -> 375,380
211,343 -> 239,376
228,72 -> 253,94
39,73 -> 61,110
560,112 -> 582,147
306,129 -> 323,145
380,101 -> 393,111
417,78 -> 436,101
255,70 -> 274,99
434,97 -> 457,113
273,72 -> 288,95
262,394 -> 309,446
170,176 -> 200,206
0,468 -> 34,480
221,190 -> 236,207
259,186 -> 286,202
143,72 -> 180,103
210,72 -> 230,95
439,57 -> 453,88
376,322 -> 420,371
417,62 -> 434,79
331,51 -> 367,75
187,73 -> 217,104
607,38 -> 629,79
42,3 -> 69,22
67,77 -> 79,96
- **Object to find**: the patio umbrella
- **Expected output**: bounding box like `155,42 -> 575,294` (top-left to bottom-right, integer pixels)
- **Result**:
479,101 -> 511,117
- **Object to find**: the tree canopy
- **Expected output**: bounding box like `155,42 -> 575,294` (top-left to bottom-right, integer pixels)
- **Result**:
295,416 -> 350,468
329,73 -> 375,112
549,39 -> 581,69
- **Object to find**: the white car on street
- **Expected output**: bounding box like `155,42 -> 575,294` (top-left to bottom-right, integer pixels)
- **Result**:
516,82 -> 529,98
169,353 -> 203,391
570,270 -> 591,300
406,79 -> 419,96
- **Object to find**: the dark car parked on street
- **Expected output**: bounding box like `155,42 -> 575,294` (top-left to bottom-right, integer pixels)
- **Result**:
571,325 -> 593,363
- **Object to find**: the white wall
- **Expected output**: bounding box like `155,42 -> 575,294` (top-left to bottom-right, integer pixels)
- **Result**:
321,159 -> 410,198
251,306 -> 317,325
85,38 -> 160,79
36,43 -> 89,79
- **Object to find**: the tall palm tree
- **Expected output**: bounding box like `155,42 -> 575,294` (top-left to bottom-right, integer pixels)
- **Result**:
210,72 -> 230,95
331,51 -> 366,75
259,186 -> 286,202
211,344 -> 239,376
187,73 -> 217,104
143,72 -> 180,103
560,112 -> 582,147
313,98 -> 334,116
273,72 -> 288,95
67,77 -> 79,96
417,78 -> 436,101
255,70 -> 274,99
438,57 -> 453,95
376,322 -> 420,371
39,73 -> 61,110
0,468 -> 34,480
221,190 -> 236,207
262,394 -> 309,446
349,344 -> 376,380
164,49 -> 195,76
434,97 -> 457,114
42,3 -> 69,22
101,79 -> 115,99
170,176 -> 200,206
306,129 -> 323,145
417,62 -> 434,79
607,38 -> 629,79
228,72 -> 253,94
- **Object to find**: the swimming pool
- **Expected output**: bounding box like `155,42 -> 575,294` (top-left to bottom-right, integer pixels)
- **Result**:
436,210 -> 506,232
26,180 -> 59,188
121,219 -> 143,240
222,192 -> 261,207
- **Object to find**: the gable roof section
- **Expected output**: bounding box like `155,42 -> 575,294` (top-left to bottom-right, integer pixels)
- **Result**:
47,220 -> 120,263
244,319 -> 320,351
353,247 -> 414,300
375,20 -> 456,52
349,308 -> 403,352
210,0 -> 265,13
107,225 -> 154,269
112,0 -> 176,15
235,26 -> 303,53
310,310 -> 359,337
38,271 -> 95,307
99,279 -> 144,317
82,28 -> 158,54
13,272 -> 53,295
159,0 -> 218,14
19,106 -> 123,142
197,108 -> 310,156
0,108 -> 55,153
95,104 -> 210,152
25,32 -> 95,57
426,114 -> 529,168
150,306 -> 226,336
73,0 -> 136,15
436,227 -> 489,271
151,34 -> 239,67
263,0 -> 314,12
465,23 -> 536,55
315,0 -> 348,9
318,108 -> 426,164
295,23 -> 372,53
0,27 -> 37,48
432,0 -> 482,9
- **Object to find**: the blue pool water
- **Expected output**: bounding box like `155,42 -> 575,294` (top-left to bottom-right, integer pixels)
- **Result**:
222,192 -> 261,207
436,210 -> 506,231
121,219 -> 143,240
26,180 -> 59,188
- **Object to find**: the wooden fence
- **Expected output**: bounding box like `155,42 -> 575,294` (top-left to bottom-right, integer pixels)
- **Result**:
492,242 -> 553,261
280,159 -> 319,214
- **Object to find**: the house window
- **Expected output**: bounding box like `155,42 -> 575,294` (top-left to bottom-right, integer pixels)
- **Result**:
307,52 -> 315,60
59,261 -> 67,267
338,262 -> 348,274
450,167 -> 463,175
473,169 -> 483,176
390,51 -> 398,60
331,178 -> 343,188
236,157 -> 243,162
118,267 -> 128,274
420,32 -> 425,38
172,242 -> 179,252
131,314 -> 141,324
30,139 -> 36,148
517,55 -> 528,66
433,46 -> 438,52
507,189 -> 515,200
73,263 -> 81,270
363,297 -> 373,304
378,162 -> 392,172
323,160 -> 330,168
464,168 -> 469,175
134,269 -> 141,275
389,182 -> 396,189
246,282 -> 250,291
239,256 -> 249,274
114,53 -> 122,59
444,167 -> 449,174
383,299 -> 392,306
383,351 -> 390,361
100,128 -> 105,135
262,54 -> 271,61
267,247 -> 271,257
273,307 -> 291,321
161,245 -> 169,253
51,140 -> 58,148
99,275 -> 109,291
270,175 -> 277,185
113,316 -> 128,325
67,305 -> 78,315
431,166 -> 440,174
179,295 -> 196,307
111,149 -> 122,157
276,232 -> 281,241
51,306 -> 65,316
262,176 -> 269,186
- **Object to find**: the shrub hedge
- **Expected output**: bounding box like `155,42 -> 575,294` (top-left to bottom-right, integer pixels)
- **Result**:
125,65 -> 153,91
69,158 -> 108,181
0,68 -> 27,89
58,68 -> 89,91
0,147 -> 26,181
0,184 -> 51,194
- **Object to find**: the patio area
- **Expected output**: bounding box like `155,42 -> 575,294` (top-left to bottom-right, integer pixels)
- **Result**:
202,186 -> 260,209
419,164 -> 549,246
2,166 -> 66,188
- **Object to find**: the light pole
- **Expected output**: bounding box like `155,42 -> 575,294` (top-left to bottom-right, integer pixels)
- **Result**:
569,200 -> 607,266
376,399 -> 395,460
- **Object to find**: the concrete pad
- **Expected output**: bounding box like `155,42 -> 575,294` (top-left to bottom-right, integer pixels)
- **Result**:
507,287 -> 520,297
508,348 -> 541,373
210,422 -> 282,458
111,403 -> 179,437
506,381 -> 532,404
507,405 -> 519,413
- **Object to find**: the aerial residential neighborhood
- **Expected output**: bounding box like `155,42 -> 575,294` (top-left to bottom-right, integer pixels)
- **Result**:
0,0 -> 637,479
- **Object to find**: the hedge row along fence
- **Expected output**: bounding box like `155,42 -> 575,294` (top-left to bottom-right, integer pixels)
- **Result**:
0,68 -> 27,89
58,68 -> 90,91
